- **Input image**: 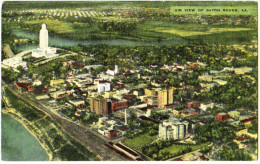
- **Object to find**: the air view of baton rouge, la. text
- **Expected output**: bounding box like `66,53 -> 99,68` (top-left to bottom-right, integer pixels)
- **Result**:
1,1 -> 258,161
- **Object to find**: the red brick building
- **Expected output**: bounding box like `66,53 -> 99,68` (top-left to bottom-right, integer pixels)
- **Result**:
108,130 -> 117,138
110,101 -> 128,112
15,82 -> 32,92
188,63 -> 200,67
164,104 -> 177,109
122,94 -> 135,100
240,116 -> 257,124
216,113 -> 229,121
187,102 -> 201,108
27,86 -> 34,92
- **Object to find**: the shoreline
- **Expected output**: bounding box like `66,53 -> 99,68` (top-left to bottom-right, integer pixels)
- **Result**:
2,110 -> 52,161
2,86 -> 101,161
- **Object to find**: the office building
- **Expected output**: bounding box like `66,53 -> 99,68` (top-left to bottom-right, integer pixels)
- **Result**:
158,117 -> 189,140
90,97 -> 108,115
157,87 -> 174,108
98,82 -> 111,93
32,24 -> 58,58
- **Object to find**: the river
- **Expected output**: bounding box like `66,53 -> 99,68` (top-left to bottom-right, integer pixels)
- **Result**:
12,29 -> 188,52
1,113 -> 49,161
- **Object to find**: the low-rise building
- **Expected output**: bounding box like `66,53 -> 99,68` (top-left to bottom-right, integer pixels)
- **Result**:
199,83 -> 216,92
98,82 -> 110,93
240,116 -> 257,126
32,79 -> 42,86
216,113 -> 229,121
144,88 -> 157,97
15,82 -> 32,92
69,99 -> 85,108
172,108 -> 182,116
198,74 -> 213,82
106,65 -> 118,76
108,130 -> 118,138
200,102 -> 214,111
36,94 -> 50,100
187,102 -> 201,108
3,56 -> 27,69
144,97 -> 158,106
133,90 -> 144,96
50,79 -> 65,87
50,91 -> 70,99
213,79 -> 227,85
228,111 -> 240,119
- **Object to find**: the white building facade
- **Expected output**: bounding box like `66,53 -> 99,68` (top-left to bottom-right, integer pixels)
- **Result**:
3,56 -> 27,69
158,117 -> 189,140
98,82 -> 111,93
106,65 -> 118,76
32,23 -> 58,59
39,23 -> 48,50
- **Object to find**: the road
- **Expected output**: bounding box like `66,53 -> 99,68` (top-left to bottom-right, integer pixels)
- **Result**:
15,49 -> 36,57
2,82 -> 128,161
1,63 -> 20,72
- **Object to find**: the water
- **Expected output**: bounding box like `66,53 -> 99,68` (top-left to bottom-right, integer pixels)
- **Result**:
12,29 -> 188,51
1,113 -> 49,161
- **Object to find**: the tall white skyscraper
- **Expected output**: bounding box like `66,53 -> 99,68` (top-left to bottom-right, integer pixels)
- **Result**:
39,24 -> 48,50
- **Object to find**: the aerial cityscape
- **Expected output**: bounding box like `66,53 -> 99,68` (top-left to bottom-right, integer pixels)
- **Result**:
1,1 -> 258,161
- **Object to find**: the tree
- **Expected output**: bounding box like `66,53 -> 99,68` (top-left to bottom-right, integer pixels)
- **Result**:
129,110 -> 137,121
248,120 -> 258,134
59,96 -> 69,104
2,68 -> 19,83
218,148 -> 252,161
200,145 -> 211,154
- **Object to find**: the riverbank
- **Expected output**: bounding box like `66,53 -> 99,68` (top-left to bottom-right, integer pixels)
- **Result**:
2,86 -> 99,161
2,108 -> 53,161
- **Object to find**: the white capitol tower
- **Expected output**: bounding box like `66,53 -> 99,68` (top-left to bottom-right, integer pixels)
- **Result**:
32,23 -> 58,59
39,24 -> 48,50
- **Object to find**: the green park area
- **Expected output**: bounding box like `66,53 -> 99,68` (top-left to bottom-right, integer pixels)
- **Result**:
155,27 -> 252,37
24,19 -> 76,34
122,129 -> 209,161
161,142 -> 209,155
122,133 -> 157,150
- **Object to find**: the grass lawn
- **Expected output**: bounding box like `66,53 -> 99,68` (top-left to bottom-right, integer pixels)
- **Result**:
24,19 -> 75,33
22,18 -> 98,40
144,21 -> 253,37
122,133 -> 157,149
156,27 -> 252,37
136,21 -> 256,43
162,142 -> 209,155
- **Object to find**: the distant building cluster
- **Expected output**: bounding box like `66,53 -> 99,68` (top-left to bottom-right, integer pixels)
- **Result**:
93,117 -> 127,138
